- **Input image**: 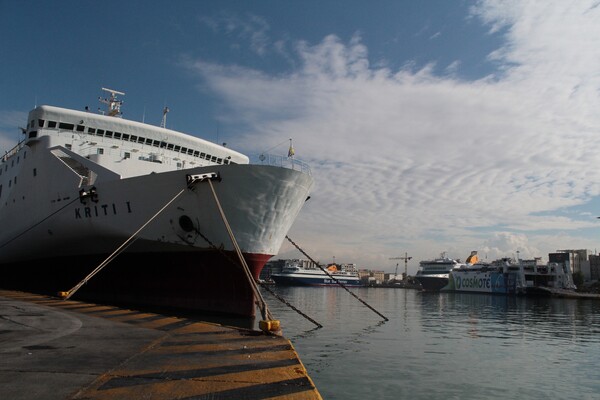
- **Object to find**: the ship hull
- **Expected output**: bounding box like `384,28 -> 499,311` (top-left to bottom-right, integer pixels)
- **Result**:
271,274 -> 362,287
441,270 -> 521,295
415,274 -> 449,291
0,163 -> 313,317
1,249 -> 270,317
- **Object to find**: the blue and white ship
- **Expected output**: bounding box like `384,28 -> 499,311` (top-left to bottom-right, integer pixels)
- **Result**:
271,260 -> 362,286
441,251 -> 576,295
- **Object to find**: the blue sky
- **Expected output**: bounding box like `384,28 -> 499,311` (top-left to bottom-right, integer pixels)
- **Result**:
2,1 -> 600,273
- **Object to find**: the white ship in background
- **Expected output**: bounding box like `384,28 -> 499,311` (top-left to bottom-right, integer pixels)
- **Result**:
415,253 -> 465,291
0,88 -> 314,317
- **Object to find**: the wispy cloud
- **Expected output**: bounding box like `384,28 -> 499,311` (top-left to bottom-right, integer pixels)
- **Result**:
198,12 -> 271,56
186,1 -> 600,269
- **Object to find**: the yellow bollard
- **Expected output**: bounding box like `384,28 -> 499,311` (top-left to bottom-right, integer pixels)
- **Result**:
259,319 -> 281,333
57,291 -> 70,299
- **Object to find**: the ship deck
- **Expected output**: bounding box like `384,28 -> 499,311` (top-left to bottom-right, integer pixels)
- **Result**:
0,290 -> 322,400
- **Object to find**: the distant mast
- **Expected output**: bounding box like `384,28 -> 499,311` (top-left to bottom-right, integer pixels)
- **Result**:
160,106 -> 170,128
98,88 -> 125,117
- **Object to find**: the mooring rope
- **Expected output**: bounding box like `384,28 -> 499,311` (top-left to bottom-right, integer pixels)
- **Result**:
193,225 -> 323,329
60,187 -> 188,300
205,179 -> 273,322
259,283 -> 323,328
0,197 -> 80,251
285,235 -> 389,322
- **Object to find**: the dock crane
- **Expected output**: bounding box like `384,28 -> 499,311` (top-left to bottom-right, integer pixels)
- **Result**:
390,252 -> 412,281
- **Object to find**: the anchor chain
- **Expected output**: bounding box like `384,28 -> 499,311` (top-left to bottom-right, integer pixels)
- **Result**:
285,235 -> 389,322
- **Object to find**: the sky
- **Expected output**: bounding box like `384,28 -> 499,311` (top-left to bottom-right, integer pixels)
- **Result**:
2,1 -> 600,274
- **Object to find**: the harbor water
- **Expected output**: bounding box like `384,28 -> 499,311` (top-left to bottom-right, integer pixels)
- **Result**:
260,286 -> 600,400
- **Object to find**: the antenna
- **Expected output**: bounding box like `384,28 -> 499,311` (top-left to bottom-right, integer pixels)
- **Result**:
98,88 -> 125,117
160,106 -> 169,128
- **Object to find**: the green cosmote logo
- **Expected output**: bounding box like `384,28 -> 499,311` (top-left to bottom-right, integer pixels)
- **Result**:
455,275 -> 490,289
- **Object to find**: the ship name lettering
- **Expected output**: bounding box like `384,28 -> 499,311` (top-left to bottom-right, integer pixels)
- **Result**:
455,275 -> 491,289
75,201 -> 133,219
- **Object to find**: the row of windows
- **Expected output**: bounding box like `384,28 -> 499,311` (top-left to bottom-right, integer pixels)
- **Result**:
0,168 -> 37,201
33,118 -> 232,165
1,151 -> 26,175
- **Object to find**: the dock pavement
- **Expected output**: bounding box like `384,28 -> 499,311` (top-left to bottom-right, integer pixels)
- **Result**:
0,290 -> 322,400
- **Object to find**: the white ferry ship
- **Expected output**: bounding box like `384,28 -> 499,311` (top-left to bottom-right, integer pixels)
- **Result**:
414,253 -> 466,291
441,252 -> 576,295
0,88 -> 314,317
271,260 -> 362,286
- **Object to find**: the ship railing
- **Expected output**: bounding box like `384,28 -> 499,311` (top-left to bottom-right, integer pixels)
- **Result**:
251,153 -> 312,175
1,139 -> 26,163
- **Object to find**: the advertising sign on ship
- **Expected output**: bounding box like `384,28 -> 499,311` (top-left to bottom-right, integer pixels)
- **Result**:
445,271 -> 518,294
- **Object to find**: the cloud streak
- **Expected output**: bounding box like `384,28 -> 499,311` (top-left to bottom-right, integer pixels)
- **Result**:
184,1 -> 600,270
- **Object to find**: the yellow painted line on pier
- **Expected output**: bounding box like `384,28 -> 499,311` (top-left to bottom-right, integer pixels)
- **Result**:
0,290 -> 322,400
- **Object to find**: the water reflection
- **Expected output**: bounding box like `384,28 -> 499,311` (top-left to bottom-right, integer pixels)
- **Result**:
261,286 -> 600,400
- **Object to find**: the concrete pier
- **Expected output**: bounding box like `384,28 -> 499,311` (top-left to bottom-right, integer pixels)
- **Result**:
0,290 -> 322,400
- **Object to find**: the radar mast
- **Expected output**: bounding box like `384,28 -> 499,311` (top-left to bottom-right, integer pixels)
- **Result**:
98,88 -> 125,117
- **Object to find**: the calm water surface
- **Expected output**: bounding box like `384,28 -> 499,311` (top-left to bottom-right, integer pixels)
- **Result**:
259,286 -> 600,400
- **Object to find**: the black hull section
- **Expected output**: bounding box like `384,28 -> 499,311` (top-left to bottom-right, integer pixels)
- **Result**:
0,250 -> 271,318
415,276 -> 449,292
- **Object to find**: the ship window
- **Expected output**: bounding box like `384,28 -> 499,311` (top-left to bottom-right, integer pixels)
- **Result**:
152,140 -> 160,147
167,143 -> 174,150
76,125 -> 85,132
0,184 -> 2,198
160,141 -> 167,148
187,149 -> 193,155
193,150 -> 199,157
180,147 -> 187,153
105,131 -> 113,138
124,152 -> 130,159
174,145 -> 180,152
223,159 -> 230,165
33,168 -> 36,176
66,144 -> 72,150
31,119 -> 35,127
122,133 -> 129,140
88,127 -> 96,134
137,136 -> 145,144
96,129 -> 104,136
14,177 -> 16,185
177,162 -> 182,168
130,135 -> 137,142
211,156 -> 217,162
200,152 -> 206,159
38,119 -> 45,127
28,131 -> 37,138
8,180 -> 11,188
97,148 -> 104,155
145,138 -> 152,145
114,132 -> 121,139
217,158 -> 222,164
59,122 -> 74,130
48,121 -> 57,128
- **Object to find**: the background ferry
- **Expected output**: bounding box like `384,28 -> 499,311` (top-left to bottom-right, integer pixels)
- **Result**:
271,260 -> 362,286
